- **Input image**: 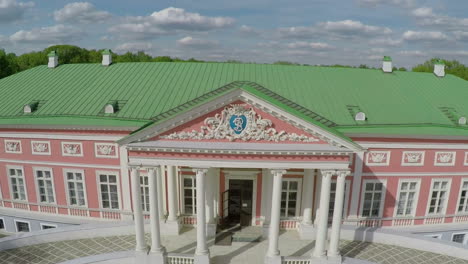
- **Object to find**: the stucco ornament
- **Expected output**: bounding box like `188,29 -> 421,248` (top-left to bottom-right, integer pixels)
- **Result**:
161,104 -> 319,142
438,153 -> 453,163
98,145 -> 115,155
63,144 -> 81,155
33,143 -> 48,152
6,142 -> 20,152
369,152 -> 386,163
406,153 -> 421,163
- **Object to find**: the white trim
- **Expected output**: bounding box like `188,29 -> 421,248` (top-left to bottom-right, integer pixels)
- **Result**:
426,178 -> 452,216
424,234 -> 442,239
6,165 -> 28,202
119,146 -> 132,213
365,151 -> 390,166
0,158 -> 120,170
349,152 -> 364,218
359,179 -> 387,218
14,219 -> 30,232
4,140 -> 22,154
31,140 -> 51,155
0,217 -> 4,229
95,143 -> 119,159
181,174 -> 197,215
0,133 -> 122,141
401,151 -> 425,166
96,170 -> 121,210
63,168 -> 88,208
40,223 -> 57,230
358,142 -> 468,150
451,232 -> 468,245
456,178 -> 468,214
464,152 -> 468,166
362,172 -> 468,177
224,170 -> 258,226
434,151 -> 456,166
33,167 -> 57,205
393,179 -> 421,218
281,177 -> 303,218
128,157 -> 350,170
61,142 -> 84,157
330,179 -> 351,218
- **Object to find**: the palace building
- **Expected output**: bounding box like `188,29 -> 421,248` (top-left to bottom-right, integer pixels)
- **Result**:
0,51 -> 468,263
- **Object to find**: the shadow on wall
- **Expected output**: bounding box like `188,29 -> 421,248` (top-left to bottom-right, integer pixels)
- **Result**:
340,227 -> 377,258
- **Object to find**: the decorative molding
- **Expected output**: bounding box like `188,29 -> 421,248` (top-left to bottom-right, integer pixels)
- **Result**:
95,143 -> 118,158
31,141 -> 51,155
401,151 -> 425,166
0,133 -> 123,141
357,142 -> 468,150
362,172 -> 468,177
0,158 -> 120,169
161,104 -> 319,143
365,151 -> 390,166
61,142 -> 83,157
464,152 -> 468,166
434,151 -> 456,166
4,140 -> 22,154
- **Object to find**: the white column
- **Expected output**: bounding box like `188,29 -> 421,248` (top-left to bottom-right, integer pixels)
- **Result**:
131,167 -> 146,251
313,170 -> 334,258
328,170 -> 349,258
194,168 -> 209,256
206,168 -> 215,224
302,169 -> 315,225
148,167 -> 165,254
266,169 -> 286,257
167,165 -> 178,221
156,166 -> 165,220
313,174 -> 322,225
119,146 -> 132,219
349,152 -> 364,218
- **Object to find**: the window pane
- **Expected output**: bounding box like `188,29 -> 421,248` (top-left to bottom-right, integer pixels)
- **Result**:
100,174 -> 107,182
289,181 -> 298,191
109,175 -> 117,183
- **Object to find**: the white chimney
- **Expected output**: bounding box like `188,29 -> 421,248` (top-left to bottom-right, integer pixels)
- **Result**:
434,60 -> 445,77
47,51 -> 58,68
382,56 -> 392,73
102,49 -> 112,66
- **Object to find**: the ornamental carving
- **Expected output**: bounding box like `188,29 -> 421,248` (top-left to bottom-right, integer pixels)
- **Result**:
435,152 -> 455,165
402,151 -> 424,165
160,104 -> 319,142
32,141 -> 50,154
95,143 -> 117,158
5,141 -> 21,153
370,153 -> 386,163
367,151 -> 389,165
62,143 -> 82,156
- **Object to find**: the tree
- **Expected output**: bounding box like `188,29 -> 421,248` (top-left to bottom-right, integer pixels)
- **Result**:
412,58 -> 468,81
0,50 -> 18,79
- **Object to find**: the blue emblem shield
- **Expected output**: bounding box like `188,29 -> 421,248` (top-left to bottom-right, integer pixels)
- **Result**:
229,115 -> 247,134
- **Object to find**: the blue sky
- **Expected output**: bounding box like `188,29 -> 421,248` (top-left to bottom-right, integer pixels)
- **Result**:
0,0 -> 467,67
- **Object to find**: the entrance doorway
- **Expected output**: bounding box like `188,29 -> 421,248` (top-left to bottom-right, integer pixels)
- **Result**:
226,179 -> 253,226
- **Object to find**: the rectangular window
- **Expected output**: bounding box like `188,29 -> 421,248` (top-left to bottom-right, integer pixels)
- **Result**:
396,180 -> 419,216
99,173 -> 119,209
452,233 -> 466,244
0,219 -> 4,229
8,167 -> 26,201
15,221 -> 30,232
183,176 -> 196,215
329,181 -> 349,218
458,180 -> 468,213
428,180 -> 450,215
65,170 -> 86,207
281,179 -> 301,218
35,169 -> 55,203
140,175 -> 150,212
361,181 -> 385,217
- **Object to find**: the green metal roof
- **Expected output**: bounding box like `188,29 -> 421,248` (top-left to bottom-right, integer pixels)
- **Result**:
0,62 -> 467,137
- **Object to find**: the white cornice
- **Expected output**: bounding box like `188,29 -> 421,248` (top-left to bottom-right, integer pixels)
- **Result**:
357,142 -> 468,150
362,172 -> 468,177
0,159 -> 121,170
0,133 -> 123,141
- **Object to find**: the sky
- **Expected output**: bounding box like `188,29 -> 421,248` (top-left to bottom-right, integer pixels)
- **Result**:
0,0 -> 467,68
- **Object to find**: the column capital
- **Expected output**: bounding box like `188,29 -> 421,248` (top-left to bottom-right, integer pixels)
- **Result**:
320,169 -> 336,177
192,167 -> 209,174
128,164 -> 142,170
336,169 -> 351,178
145,166 -> 161,173
270,169 -> 287,176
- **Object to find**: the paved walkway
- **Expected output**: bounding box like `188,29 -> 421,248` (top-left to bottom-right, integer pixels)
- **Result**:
0,228 -> 467,264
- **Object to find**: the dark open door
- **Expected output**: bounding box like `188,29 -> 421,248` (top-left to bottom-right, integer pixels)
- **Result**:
228,179 -> 253,226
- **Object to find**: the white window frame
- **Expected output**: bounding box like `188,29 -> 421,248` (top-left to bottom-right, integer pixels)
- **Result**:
4,139 -> 22,154
14,219 -> 30,232
31,140 -> 51,155
401,151 -> 425,166
464,152 -> 468,166
456,178 -> 468,214
394,179 -> 421,217
329,179 -> 351,218
426,178 -> 452,216
360,179 -> 387,218
63,169 -> 88,207
451,232 -> 468,245
434,151 -> 456,166
33,167 -> 56,204
140,172 -> 150,212
61,142 -> 83,157
96,171 -> 121,210
365,151 -> 391,166
281,178 -> 303,218
94,143 -> 119,158
40,223 -> 57,230
7,165 -> 28,201
181,175 -> 196,215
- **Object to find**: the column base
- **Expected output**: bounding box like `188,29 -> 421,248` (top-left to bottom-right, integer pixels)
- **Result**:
326,255 -> 343,264
194,253 -> 211,264
298,223 -> 316,240
135,250 -> 148,264
206,223 -> 217,238
310,255 -> 327,264
148,250 -> 167,264
161,219 -> 181,235
264,255 -> 282,264
262,223 -> 270,239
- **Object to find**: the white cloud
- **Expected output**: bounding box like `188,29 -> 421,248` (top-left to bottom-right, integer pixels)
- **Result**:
10,24 -> 85,43
369,37 -> 403,47
239,25 -> 261,36
177,36 -> 219,49
0,0 -> 34,23
411,7 -> 468,31
114,42 -> 153,53
110,7 -> 234,39
319,20 -> 392,35
357,0 -> 415,7
54,2 -> 111,24
402,30 -> 448,42
287,41 -> 333,50
398,50 -> 427,57
454,31 -> 468,41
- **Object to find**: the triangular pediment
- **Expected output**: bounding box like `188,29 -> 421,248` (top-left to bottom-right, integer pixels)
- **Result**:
119,83 -> 362,152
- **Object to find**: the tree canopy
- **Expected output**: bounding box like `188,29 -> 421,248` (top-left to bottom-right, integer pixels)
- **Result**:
0,45 -> 467,81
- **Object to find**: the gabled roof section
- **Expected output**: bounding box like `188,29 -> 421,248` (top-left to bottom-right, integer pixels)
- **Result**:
118,82 -> 362,151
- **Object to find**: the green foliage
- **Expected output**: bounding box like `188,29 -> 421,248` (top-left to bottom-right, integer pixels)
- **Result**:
412,58 -> 468,81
